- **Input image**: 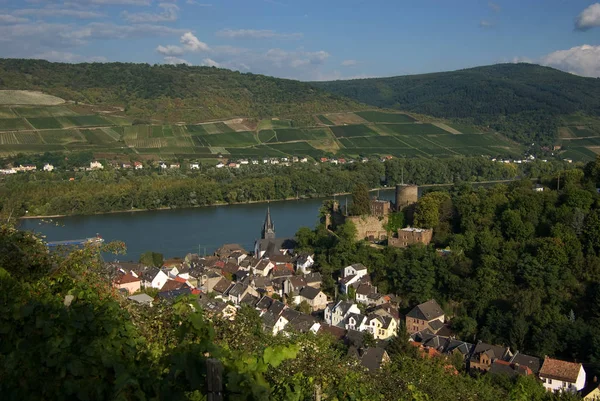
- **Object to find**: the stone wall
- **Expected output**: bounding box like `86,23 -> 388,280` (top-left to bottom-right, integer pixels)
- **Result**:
347,215 -> 388,241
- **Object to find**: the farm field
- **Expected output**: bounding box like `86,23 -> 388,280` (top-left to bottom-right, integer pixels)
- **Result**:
0,103 -> 531,160
0,90 -> 64,105
355,111 -> 415,123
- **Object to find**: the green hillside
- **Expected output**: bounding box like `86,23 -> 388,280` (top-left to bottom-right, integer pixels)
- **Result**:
0,59 -> 363,123
312,63 -> 600,146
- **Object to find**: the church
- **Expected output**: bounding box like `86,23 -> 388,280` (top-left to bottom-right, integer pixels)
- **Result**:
254,206 -> 296,258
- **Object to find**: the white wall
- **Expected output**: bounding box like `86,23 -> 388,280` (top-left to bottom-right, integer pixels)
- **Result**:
541,367 -> 586,393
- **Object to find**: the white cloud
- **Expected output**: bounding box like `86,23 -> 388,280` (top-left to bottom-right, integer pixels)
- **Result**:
89,0 -> 151,4
180,32 -> 210,51
0,14 -> 29,24
540,44 -> 600,77
121,3 -> 178,23
164,56 -> 190,65
488,1 -> 500,13
156,44 -> 184,56
14,8 -> 105,19
186,1 -> 212,5
479,19 -> 494,28
216,28 -> 302,40
201,58 -> 219,67
341,59 -> 357,66
575,3 -> 600,31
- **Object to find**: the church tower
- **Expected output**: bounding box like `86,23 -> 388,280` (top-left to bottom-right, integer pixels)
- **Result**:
261,206 -> 275,240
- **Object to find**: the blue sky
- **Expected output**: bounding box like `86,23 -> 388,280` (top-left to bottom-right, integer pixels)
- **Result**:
1,0 -> 600,80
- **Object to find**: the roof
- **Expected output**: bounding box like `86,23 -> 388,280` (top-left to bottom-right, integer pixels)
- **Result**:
356,283 -> 376,296
158,287 -> 192,300
159,279 -> 186,292
212,278 -> 232,294
334,301 -> 356,315
114,271 -> 141,285
350,347 -> 388,372
318,323 -> 346,340
510,352 -> 541,375
489,360 -> 532,377
406,299 -> 444,321
127,293 -> 154,305
349,263 -> 368,272
429,319 -> 444,331
226,282 -> 248,297
299,286 -> 322,300
304,272 -> 322,283
539,357 -> 583,383
471,342 -> 511,362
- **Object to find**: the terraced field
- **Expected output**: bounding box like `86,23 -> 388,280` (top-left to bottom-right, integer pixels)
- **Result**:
0,106 -> 527,160
557,115 -> 600,161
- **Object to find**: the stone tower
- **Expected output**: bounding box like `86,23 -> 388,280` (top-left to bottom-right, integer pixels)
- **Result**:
395,184 -> 419,211
261,206 -> 275,240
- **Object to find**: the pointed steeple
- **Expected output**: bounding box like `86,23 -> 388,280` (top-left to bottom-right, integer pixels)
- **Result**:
261,205 -> 275,240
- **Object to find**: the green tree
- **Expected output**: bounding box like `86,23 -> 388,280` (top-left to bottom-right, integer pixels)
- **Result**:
350,183 -> 371,216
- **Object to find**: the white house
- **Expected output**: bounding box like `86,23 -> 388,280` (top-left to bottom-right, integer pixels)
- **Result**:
539,357 -> 586,393
300,157 -> 308,163
190,163 -> 200,170
216,162 -> 225,168
339,263 -> 369,294
142,268 -> 170,290
134,161 -> 143,170
324,301 -> 361,327
43,163 -> 54,172
90,161 -> 103,170
159,162 -> 168,169
345,313 -> 368,331
296,254 -> 314,274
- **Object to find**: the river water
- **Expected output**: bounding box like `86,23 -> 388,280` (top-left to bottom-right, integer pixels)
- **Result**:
20,190 -> 397,261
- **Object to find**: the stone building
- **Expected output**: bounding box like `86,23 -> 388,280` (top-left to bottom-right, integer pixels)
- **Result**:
388,227 -> 433,248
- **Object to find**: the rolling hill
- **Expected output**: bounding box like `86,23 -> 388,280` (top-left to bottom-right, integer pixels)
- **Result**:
312,63 -> 600,146
0,58 -> 363,124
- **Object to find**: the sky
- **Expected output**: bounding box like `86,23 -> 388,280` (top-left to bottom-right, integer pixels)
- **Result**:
1,0 -> 600,81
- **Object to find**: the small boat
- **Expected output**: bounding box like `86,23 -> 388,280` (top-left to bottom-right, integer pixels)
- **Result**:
47,235 -> 104,248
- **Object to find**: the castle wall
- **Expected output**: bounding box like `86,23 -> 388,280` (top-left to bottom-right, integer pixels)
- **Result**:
347,215 -> 389,242
395,184 -> 419,211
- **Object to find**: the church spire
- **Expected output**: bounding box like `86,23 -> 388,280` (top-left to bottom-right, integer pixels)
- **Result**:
261,205 -> 275,240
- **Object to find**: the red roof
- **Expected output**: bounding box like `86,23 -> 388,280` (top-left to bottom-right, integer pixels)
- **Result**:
114,271 -> 141,285
174,276 -> 187,283
539,357 -> 582,383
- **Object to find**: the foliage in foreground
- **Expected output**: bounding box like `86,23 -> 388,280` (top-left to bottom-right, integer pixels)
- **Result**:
0,225 -> 577,400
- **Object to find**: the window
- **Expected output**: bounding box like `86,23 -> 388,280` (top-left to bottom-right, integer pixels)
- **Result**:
548,379 -> 552,385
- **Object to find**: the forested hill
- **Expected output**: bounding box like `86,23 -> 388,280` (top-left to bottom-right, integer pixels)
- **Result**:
312,63 -> 600,145
0,59 -> 363,123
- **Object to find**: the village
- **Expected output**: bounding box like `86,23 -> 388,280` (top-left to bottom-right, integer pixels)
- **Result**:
105,199 -> 599,399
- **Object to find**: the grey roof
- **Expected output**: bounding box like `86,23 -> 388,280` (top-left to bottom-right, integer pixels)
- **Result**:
287,314 -> 318,332
256,238 -> 297,257
299,286 -> 322,300
489,361 -> 520,377
471,342 -> 512,362
226,282 -> 248,297
406,299 -> 444,321
213,278 -> 232,294
347,313 -> 365,325
281,308 -> 303,322
268,300 -> 286,316
429,319 -> 444,331
356,283 -> 376,296
127,293 -> 154,305
240,293 -> 259,306
334,301 -> 356,315
157,287 -> 192,300
349,347 -> 387,372
350,263 -> 368,272
510,352 -> 541,375
255,296 -> 275,310
304,272 -> 322,283
142,267 -> 162,281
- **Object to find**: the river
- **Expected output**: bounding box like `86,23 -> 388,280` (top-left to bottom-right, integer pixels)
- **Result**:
19,190 -> 398,261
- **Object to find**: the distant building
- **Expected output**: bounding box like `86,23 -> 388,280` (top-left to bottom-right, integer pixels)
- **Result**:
134,161 -> 143,170
370,199 -> 390,217
405,299 -> 445,334
15,164 -> 37,172
90,161 -> 103,170
43,163 -> 54,172
388,227 -> 433,248
254,207 -> 296,258
190,162 -> 200,170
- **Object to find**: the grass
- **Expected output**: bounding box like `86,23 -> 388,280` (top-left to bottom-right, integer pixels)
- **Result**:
61,115 -> 111,127
429,134 -> 501,147
340,136 -> 405,148
355,111 -> 415,123
186,125 -> 209,135
568,127 -> 598,138
0,118 -> 31,131
26,117 -> 63,129
267,141 -> 323,157
14,132 -> 43,144
80,129 -> 117,146
274,128 -> 331,142
317,115 -> 335,125
0,90 -> 64,106
200,131 -> 257,147
258,130 -> 277,143
561,147 -> 598,162
0,108 -> 17,118
448,123 -> 481,134
191,136 -> 210,147
151,126 -> 164,138
40,129 -> 85,144
0,132 -> 18,145
563,137 -> 600,147
379,123 -> 451,136
330,124 -> 378,138
103,115 -> 132,126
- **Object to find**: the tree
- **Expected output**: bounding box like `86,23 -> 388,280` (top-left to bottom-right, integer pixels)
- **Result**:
140,251 -> 163,267
297,300 -> 311,315
350,183 -> 371,216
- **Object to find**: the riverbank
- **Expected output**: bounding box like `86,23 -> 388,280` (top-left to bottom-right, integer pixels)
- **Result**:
18,178 -> 527,220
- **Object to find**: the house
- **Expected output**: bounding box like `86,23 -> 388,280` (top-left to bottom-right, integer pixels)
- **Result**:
539,357 -> 586,393
534,184 -> 544,192
254,208 -> 296,258
215,243 -> 247,258
300,157 -> 308,163
43,163 -> 54,172
251,159 -> 259,165
295,254 -> 314,274
345,313 -> 367,332
128,293 -> 154,306
348,347 -> 390,372
114,270 -> 141,294
90,161 -> 103,170
282,276 -> 307,297
254,259 -> 275,276
211,277 -> 233,296
469,342 -> 513,372
239,159 -> 249,165
405,299 -> 445,334
170,163 -> 180,169
509,351 -> 541,375
134,161 -> 143,170
583,385 -> 600,400
159,161 -> 168,169
388,227 -> 433,248
224,282 -> 259,305
304,272 -> 322,289
355,283 -> 378,305
365,314 -> 397,340
141,267 -> 170,290
325,301 -> 361,327
339,263 -> 369,294
251,276 -> 275,297
190,162 -> 200,170
157,280 -> 193,300
197,293 -> 237,320
297,286 -> 328,311
489,360 -> 533,377
263,158 -> 269,164
216,162 -> 225,168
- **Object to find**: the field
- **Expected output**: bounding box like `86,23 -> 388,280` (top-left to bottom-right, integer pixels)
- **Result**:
355,111 -> 415,123
0,90 -> 65,105
0,102 -> 528,160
